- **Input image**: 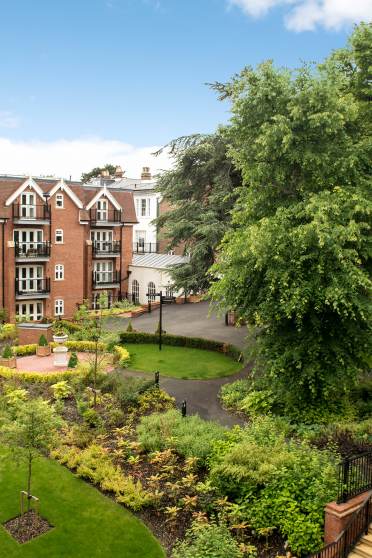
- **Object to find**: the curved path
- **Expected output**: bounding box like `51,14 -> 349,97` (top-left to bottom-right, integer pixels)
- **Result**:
109,302 -> 250,426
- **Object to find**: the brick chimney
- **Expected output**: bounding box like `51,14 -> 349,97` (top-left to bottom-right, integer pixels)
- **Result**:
141,166 -> 151,180
115,165 -> 123,178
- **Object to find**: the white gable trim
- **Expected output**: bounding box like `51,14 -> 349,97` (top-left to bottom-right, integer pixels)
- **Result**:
48,179 -> 83,209
5,177 -> 45,206
85,186 -> 122,211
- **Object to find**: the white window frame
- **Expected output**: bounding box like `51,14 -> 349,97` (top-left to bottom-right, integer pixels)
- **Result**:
132,279 -> 140,303
55,264 -> 64,281
97,199 -> 108,222
55,229 -> 64,243
55,193 -> 64,208
16,301 -> 43,322
54,299 -> 64,316
148,281 -> 156,301
93,260 -> 113,283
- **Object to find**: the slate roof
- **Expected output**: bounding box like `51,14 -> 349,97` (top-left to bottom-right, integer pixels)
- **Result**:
131,253 -> 189,269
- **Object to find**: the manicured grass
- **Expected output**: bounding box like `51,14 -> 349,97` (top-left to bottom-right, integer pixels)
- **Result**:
125,343 -> 243,379
0,449 -> 164,558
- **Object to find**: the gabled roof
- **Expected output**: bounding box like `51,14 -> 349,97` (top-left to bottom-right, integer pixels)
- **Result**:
48,178 -> 83,209
85,186 -> 122,211
5,176 -> 46,206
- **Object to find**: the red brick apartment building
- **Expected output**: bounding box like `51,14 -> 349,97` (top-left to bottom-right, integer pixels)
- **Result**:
0,175 -> 137,322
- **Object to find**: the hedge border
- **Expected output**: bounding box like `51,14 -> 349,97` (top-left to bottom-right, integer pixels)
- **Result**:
119,332 -> 243,362
0,365 -> 75,384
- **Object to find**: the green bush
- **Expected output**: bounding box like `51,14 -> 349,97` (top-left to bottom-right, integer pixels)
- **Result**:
126,320 -> 134,333
172,521 -> 245,558
119,332 -> 242,361
208,416 -> 338,555
51,381 -> 72,400
38,334 -> 48,347
137,410 -> 226,464
351,378 -> 372,419
68,351 -> 78,369
102,372 -> 154,409
220,379 -> 251,409
2,345 -> 13,359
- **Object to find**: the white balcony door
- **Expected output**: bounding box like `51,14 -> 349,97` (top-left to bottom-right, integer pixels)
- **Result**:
135,230 -> 146,248
16,265 -> 43,292
14,229 -> 43,255
94,261 -> 113,283
97,199 -> 108,221
16,301 -> 43,321
91,230 -> 113,251
20,192 -> 36,218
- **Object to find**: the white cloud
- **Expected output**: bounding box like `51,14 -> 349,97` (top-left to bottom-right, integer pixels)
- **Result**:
0,111 -> 20,129
0,136 -> 172,181
229,0 -> 372,30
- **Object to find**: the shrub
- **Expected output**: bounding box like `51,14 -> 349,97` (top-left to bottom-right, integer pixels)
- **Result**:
51,380 -> 72,400
102,372 -> 154,409
137,410 -> 226,464
38,334 -> 48,347
2,345 -> 13,359
0,323 -> 17,340
172,521 -> 244,558
220,379 -> 251,409
113,345 -> 130,368
208,416 -> 338,555
126,320 -> 134,332
68,351 -> 78,369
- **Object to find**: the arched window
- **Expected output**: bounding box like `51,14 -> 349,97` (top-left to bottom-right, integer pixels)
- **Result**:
148,281 -> 156,301
132,279 -> 140,304
166,285 -> 174,298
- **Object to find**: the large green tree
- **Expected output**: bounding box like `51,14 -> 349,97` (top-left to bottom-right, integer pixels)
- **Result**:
210,24 -> 372,414
155,133 -> 241,293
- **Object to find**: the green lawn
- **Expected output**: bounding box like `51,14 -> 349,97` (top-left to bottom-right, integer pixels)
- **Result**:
0,450 -> 164,558
125,343 -> 243,379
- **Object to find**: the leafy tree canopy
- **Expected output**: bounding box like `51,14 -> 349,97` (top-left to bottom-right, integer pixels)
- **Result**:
209,23 -> 372,413
155,133 -> 242,293
81,164 -> 117,183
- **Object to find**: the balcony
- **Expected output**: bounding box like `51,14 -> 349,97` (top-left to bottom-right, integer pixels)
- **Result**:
92,241 -> 121,257
89,209 -> 122,226
13,203 -> 51,225
133,242 -> 159,254
15,278 -> 50,299
92,270 -> 120,288
15,242 -> 51,262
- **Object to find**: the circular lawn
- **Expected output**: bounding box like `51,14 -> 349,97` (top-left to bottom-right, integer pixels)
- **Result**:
124,343 -> 243,380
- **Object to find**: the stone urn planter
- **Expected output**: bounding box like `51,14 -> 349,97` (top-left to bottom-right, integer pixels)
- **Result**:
0,356 -> 17,369
52,333 -> 69,367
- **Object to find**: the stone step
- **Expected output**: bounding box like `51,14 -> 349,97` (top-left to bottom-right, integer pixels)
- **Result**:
363,534 -> 372,548
353,543 -> 372,558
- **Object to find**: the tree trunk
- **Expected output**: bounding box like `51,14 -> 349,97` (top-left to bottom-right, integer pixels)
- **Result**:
27,453 -> 32,512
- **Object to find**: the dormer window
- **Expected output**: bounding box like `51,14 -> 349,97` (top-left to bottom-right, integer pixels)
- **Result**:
56,193 -> 64,208
97,199 -> 108,221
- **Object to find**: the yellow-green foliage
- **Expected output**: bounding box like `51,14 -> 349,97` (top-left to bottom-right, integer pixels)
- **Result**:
13,344 -> 38,356
0,323 -> 17,341
113,345 -> 130,368
51,443 -> 152,511
51,381 -> 72,400
0,365 -> 74,383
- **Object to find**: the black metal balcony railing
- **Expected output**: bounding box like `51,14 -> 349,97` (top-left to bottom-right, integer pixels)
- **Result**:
13,203 -> 51,221
15,277 -> 50,296
337,451 -> 372,504
308,494 -> 372,558
92,270 -> 120,286
133,242 -> 159,254
90,209 -> 122,224
93,241 -> 121,255
15,241 -> 51,258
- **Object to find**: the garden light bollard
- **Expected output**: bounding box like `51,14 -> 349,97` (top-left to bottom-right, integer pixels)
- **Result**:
181,400 -> 187,417
154,370 -> 160,387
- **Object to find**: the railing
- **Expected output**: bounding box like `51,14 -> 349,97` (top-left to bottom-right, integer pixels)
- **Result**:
13,203 -> 51,220
337,451 -> 372,504
133,242 -> 159,254
90,209 -> 122,224
92,241 -> 121,256
309,494 -> 372,558
92,270 -> 120,286
15,241 -> 51,258
87,292 -> 136,310
15,277 -> 50,296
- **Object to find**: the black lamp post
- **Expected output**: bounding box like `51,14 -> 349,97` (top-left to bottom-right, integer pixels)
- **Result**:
146,290 -> 164,351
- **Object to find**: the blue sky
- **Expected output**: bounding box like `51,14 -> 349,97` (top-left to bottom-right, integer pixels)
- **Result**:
0,0 -> 369,178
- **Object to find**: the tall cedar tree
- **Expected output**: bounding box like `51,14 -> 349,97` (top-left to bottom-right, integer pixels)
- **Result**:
155,133 -> 241,294
209,23 -> 372,415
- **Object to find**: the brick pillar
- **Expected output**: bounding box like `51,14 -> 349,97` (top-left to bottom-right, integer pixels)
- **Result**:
324,491 -> 372,544
6,241 -> 16,322
85,240 -> 93,303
